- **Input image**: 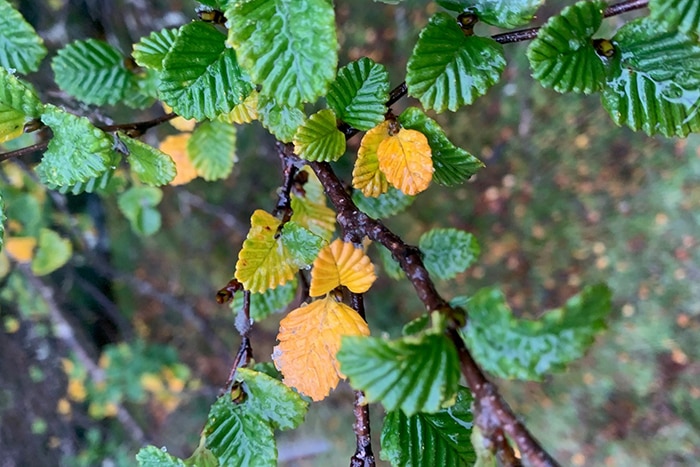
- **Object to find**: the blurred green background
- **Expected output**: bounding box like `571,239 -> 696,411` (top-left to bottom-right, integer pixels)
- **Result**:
1,1 -> 699,466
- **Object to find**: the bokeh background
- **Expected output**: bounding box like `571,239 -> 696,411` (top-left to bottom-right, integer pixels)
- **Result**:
1,1 -> 699,466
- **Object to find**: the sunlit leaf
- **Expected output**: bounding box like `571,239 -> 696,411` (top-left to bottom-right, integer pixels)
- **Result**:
159,22 -> 252,120
0,0 -> 47,73
234,210 -> 297,293
399,107 -> 483,186
527,0 -> 607,95
159,134 -> 198,186
327,57 -> 389,130
381,386 -> 476,466
406,13 -> 505,112
4,236 -> 36,263
602,17 -> 700,137
281,221 -> 327,268
257,94 -> 307,143
457,284 -> 612,380
31,228 -> 72,276
0,68 -> 43,143
293,109 -> 346,162
117,187 -> 163,237
121,135 -> 176,186
222,89 -> 259,124
136,446 -> 185,467
273,295 -> 370,401
419,228 -> 480,280
352,186 -> 415,219
36,105 -> 117,187
377,127 -> 433,196
353,121 -> 390,197
650,0 -> 700,35
231,279 -> 297,321
437,0 -> 545,28
225,0 -> 338,107
338,332 -> 460,415
309,238 -> 376,297
187,120 -> 237,181
132,28 -> 179,71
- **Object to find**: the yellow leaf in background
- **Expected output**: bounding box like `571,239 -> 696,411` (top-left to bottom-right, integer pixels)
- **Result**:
4,236 -> 37,263
353,121 -> 390,197
222,90 -> 259,124
273,295 -> 370,401
0,118 -> 24,144
162,103 -> 196,132
377,127 -> 433,196
159,134 -> 198,186
234,209 -> 297,293
309,238 -> 376,297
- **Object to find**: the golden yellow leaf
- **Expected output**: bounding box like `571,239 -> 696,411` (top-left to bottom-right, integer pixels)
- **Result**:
234,209 -> 297,293
4,236 -> 37,263
309,238 -> 376,297
353,121 -> 390,197
222,90 -> 259,124
159,133 -> 198,186
377,127 -> 433,196
162,103 -> 196,132
57,398 -> 71,416
273,295 -> 370,401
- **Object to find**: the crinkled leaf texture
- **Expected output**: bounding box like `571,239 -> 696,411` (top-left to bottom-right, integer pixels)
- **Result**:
293,109 -> 346,162
309,238 -> 376,297
31,229 -> 72,276
338,332 -> 460,416
290,167 -> 336,240
205,368 -> 308,466
122,135 -> 176,186
437,0 -> 544,28
231,279 -> 297,322
377,127 -> 433,196
527,0 -> 607,95
159,22 -> 252,120
36,105 -> 117,187
225,0 -> 338,107
399,107 -> 483,186
0,68 -> 43,143
235,210 -> 297,293
132,28 -> 179,71
406,13 -> 505,112
0,0 -> 47,73
52,39 -> 131,106
457,284 -> 612,381
419,228 -> 480,280
117,187 -> 163,237
381,386 -> 476,467
281,221 -> 327,268
136,446 -> 185,466
187,120 -> 237,181
273,295 -> 370,401
353,121 -> 390,197
327,57 -> 389,131
258,94 -> 306,143
602,17 -> 700,137
223,89 -> 259,124
650,0 -> 700,35
352,186 -> 415,219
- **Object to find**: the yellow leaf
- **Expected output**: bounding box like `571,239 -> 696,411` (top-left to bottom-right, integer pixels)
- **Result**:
273,295 -> 370,401
4,236 -> 37,263
234,209 -> 297,293
353,121 -> 390,197
0,119 -> 24,144
377,127 -> 433,196
162,103 -> 196,132
309,238 -> 376,297
222,90 -> 259,124
159,133 -> 198,186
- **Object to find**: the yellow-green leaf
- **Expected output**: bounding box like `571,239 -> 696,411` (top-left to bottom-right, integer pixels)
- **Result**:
353,121 -> 390,197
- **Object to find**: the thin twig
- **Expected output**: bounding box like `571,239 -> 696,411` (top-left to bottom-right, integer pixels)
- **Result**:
224,291 -> 253,391
273,142 -> 300,224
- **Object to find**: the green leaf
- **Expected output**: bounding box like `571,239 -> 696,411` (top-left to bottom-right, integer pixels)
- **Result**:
406,13 -> 505,113
381,386 -> 476,467
187,120 -> 237,181
231,280 -> 297,322
293,109 -> 346,162
159,22 -> 252,120
650,0 -> 700,35
52,39 -> 131,106
133,28 -> 179,71
205,368 -> 307,466
0,68 -> 43,143
136,446 -> 186,467
258,94 -> 307,143
352,186 -> 415,219
338,333 -> 460,416
35,105 -> 117,187
419,228 -> 479,280
0,0 -> 47,74
225,0 -> 338,107
123,70 -> 159,109
31,229 -> 72,276
117,186 -> 162,237
327,57 -> 390,131
122,135 -> 176,186
377,245 -> 404,280
526,0 -> 606,95
281,221 -> 326,268
46,171 -> 115,196
184,437 -> 219,467
401,313 -> 430,336
602,17 -> 700,137
399,107 -> 483,186
458,284 -> 612,381
437,0 -> 544,28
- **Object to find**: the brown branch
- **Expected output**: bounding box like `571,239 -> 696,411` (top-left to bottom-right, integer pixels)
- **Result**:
273,142 -> 300,224
223,290 -> 253,392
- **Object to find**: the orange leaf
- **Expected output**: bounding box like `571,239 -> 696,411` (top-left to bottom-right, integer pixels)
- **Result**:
352,121 -> 390,197
273,295 -> 370,401
162,103 -> 196,132
4,237 -> 37,263
309,238 -> 376,297
377,127 -> 433,195
159,134 -> 198,186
